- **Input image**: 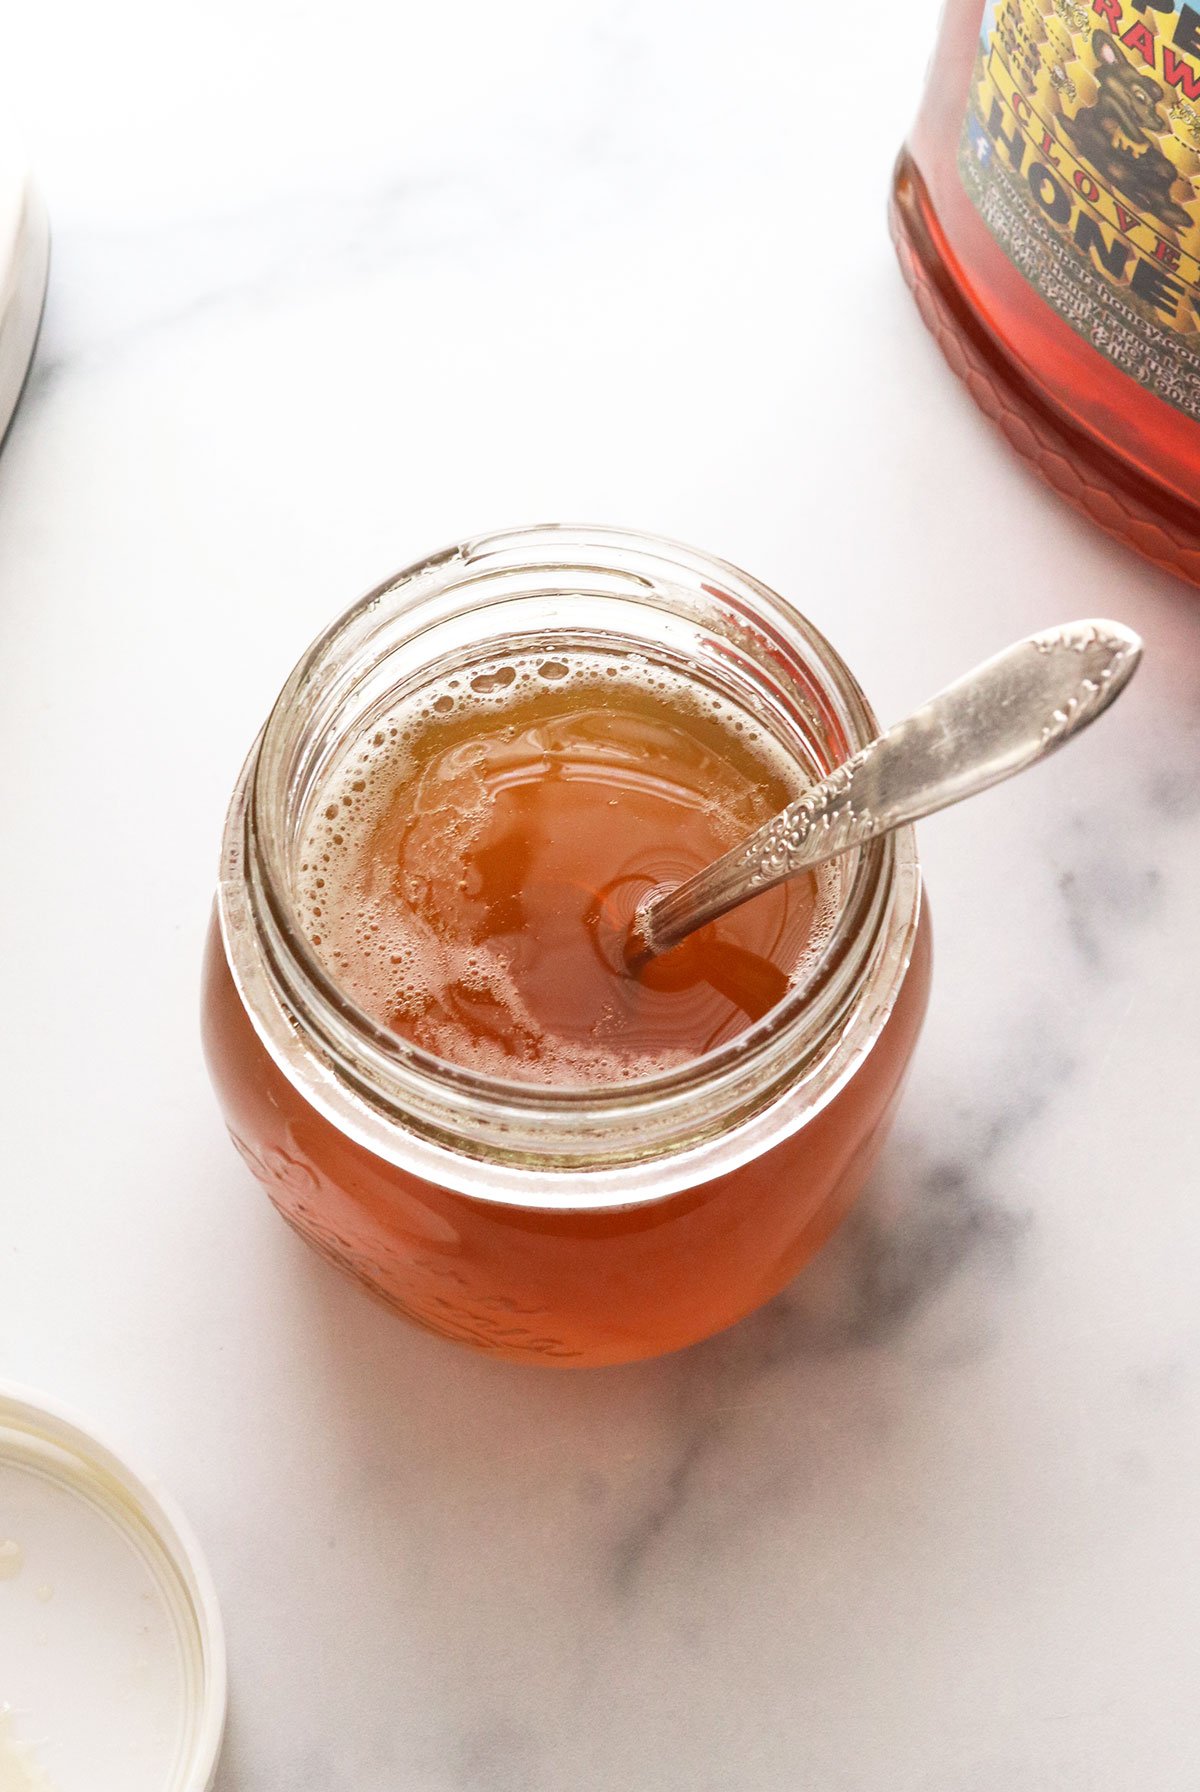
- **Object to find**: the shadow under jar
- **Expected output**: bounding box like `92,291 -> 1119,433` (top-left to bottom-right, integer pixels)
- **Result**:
202,527 -> 932,1367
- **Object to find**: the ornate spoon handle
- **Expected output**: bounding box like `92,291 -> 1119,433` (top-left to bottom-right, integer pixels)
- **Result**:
632,620 -> 1142,959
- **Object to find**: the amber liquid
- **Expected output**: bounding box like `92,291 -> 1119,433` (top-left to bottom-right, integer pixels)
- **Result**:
892,0 -> 1200,584
297,657 -> 837,1083
202,655 -> 933,1366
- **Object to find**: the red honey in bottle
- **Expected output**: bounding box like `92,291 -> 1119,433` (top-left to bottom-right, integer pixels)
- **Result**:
893,0 -> 1200,583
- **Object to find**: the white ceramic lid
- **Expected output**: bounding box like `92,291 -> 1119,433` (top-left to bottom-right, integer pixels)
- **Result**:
0,1385 -> 226,1792
0,169 -> 48,447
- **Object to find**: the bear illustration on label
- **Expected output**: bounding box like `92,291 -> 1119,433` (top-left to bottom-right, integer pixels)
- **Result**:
1066,29 -> 1194,231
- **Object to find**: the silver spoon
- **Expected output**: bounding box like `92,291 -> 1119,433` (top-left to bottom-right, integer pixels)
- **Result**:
628,619 -> 1142,963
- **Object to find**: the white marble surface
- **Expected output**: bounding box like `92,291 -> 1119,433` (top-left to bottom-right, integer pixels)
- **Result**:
2,2 -> 1199,1787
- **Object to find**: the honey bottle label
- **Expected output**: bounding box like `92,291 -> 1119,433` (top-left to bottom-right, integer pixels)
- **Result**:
960,0 -> 1200,418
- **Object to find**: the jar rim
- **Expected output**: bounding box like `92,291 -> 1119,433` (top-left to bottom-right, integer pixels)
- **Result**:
219,525 -> 923,1199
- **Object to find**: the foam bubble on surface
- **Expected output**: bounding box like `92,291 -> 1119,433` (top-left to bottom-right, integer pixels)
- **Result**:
296,649 -> 843,1083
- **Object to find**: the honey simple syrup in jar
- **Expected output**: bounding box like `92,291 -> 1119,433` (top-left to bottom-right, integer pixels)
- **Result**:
202,528 -> 932,1366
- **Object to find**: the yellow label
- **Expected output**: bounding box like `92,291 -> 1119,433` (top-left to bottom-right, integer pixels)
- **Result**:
961,0 -> 1200,414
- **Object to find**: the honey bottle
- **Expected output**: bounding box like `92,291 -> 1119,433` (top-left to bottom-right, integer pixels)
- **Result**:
892,0 -> 1200,582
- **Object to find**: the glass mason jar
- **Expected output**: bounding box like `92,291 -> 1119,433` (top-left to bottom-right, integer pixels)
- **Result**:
893,0 -> 1200,585
202,527 -> 932,1367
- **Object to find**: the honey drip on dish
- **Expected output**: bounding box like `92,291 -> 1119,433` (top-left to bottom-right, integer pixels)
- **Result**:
0,1713 -> 57,1792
